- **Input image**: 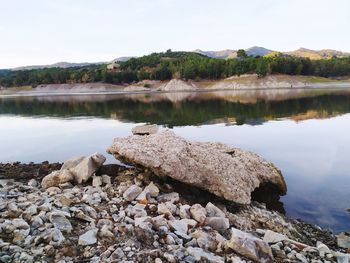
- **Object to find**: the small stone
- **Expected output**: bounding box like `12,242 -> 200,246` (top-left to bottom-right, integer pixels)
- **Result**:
157,203 -> 173,216
78,228 -> 98,246
157,192 -> 179,203
132,124 -> 159,135
144,182 -> 159,197
102,174 -> 112,185
179,204 -> 191,219
190,204 -> 206,223
295,252 -> 308,263
337,232 -> 350,249
49,212 -> 72,233
263,230 -> 288,244
205,202 -> 225,217
227,227 -> 274,263
168,220 -> 188,234
28,179 -> 38,187
92,176 -> 102,187
204,217 -> 229,231
165,234 -> 176,245
123,185 -> 143,201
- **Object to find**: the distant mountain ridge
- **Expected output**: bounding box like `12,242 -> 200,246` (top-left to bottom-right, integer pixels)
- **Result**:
7,47 -> 350,71
12,57 -> 132,71
193,46 -> 350,60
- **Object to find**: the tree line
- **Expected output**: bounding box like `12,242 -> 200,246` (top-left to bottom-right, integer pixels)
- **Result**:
1,50 -> 350,88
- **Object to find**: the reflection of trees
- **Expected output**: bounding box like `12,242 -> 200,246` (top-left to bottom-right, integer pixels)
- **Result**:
1,91 -> 350,127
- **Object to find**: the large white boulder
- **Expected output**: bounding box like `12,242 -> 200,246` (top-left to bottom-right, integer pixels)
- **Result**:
107,130 -> 286,204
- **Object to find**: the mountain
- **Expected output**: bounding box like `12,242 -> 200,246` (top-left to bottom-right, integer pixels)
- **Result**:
286,48 -> 350,60
13,61 -> 104,71
245,46 -> 274,56
194,47 -> 350,60
193,49 -> 237,59
194,46 -> 274,59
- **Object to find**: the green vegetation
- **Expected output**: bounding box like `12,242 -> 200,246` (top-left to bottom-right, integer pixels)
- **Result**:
1,51 -> 350,88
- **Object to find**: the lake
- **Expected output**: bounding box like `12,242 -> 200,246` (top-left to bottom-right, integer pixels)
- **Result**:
1,88 -> 350,233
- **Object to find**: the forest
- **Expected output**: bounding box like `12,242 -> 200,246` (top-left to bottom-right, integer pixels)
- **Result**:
1,50 -> 350,88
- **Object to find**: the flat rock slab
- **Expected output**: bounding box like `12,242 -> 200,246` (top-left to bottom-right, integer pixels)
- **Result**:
107,130 -> 286,204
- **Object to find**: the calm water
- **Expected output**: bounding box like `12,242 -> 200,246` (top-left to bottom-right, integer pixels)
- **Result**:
1,88 -> 350,232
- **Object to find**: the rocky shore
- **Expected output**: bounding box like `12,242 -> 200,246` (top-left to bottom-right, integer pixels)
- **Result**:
0,127 -> 349,263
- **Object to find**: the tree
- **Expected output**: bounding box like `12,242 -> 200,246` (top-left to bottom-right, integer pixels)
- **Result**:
237,49 -> 247,59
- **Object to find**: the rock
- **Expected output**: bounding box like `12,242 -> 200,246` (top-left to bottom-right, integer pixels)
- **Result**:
338,232 -> 350,249
131,124 -> 159,135
144,182 -> 159,197
60,156 -> 85,170
190,204 -> 206,224
28,179 -> 38,187
135,224 -> 154,245
186,247 -> 224,263
165,234 -> 176,245
92,176 -> 102,187
263,230 -> 288,244
49,212 -> 72,233
226,228 -> 274,263
336,253 -> 350,263
205,202 -> 225,218
98,225 -> 115,240
69,153 -> 106,184
41,170 -> 74,189
157,192 -> 179,203
123,185 -> 143,201
12,219 -> 30,230
151,215 -> 168,230
78,228 -> 98,246
205,217 -> 230,231
107,130 -> 286,204
157,203 -> 173,216
168,220 -> 188,234
101,174 -> 111,185
179,204 -> 191,219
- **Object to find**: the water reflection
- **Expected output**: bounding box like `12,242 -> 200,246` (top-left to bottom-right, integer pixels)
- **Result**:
1,89 -> 350,232
1,89 -> 350,126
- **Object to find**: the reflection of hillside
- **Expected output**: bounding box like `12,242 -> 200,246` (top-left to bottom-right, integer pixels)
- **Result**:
1,89 -> 350,126
288,110 -> 338,122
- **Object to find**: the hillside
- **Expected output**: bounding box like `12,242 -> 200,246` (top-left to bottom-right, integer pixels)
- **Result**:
286,48 -> 350,60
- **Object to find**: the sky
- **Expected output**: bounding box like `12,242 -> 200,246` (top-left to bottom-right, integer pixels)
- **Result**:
0,0 -> 349,68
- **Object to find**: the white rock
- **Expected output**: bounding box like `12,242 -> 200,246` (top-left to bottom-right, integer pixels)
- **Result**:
190,204 -> 206,223
69,153 -> 106,184
123,185 -> 143,201
168,220 -> 188,234
108,130 -> 287,204
144,182 -> 159,197
132,124 -> 159,135
186,247 -> 224,263
49,212 -> 72,233
263,230 -> 287,244
205,202 -> 226,218
227,228 -> 274,263
41,170 -> 74,189
78,228 -> 98,246
205,217 -> 230,231
179,204 -> 191,219
101,174 -> 111,185
92,176 -> 102,187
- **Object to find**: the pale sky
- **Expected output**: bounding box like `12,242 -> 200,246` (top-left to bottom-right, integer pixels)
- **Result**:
1,0 -> 349,68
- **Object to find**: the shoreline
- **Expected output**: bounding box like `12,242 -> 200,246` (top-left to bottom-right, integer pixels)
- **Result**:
2,84 -> 350,98
1,74 -> 350,98
0,160 -> 348,262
